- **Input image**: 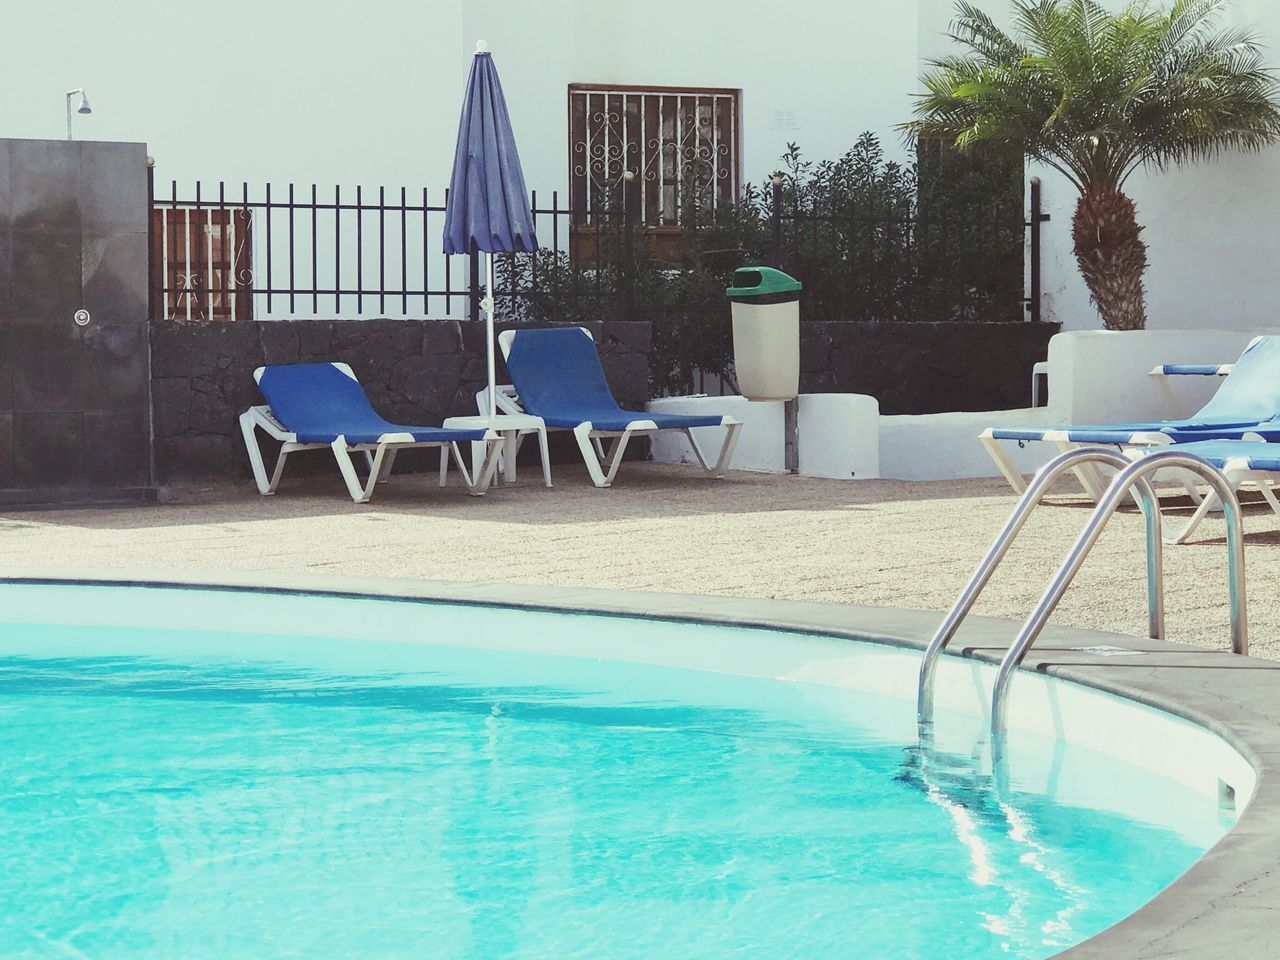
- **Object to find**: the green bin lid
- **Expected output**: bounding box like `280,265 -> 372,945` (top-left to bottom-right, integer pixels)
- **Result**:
725,266 -> 802,301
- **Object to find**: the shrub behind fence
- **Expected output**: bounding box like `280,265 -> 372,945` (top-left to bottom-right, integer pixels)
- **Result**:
151,134 -> 1041,398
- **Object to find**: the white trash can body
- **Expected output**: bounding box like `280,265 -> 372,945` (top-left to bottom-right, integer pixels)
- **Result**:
725,266 -> 803,402
732,300 -> 800,401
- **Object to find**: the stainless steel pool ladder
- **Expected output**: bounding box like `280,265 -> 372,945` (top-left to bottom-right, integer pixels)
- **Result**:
917,446 -> 1249,738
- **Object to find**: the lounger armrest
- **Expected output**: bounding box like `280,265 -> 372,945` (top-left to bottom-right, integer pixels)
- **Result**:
243,404 -> 296,442
475,385 -> 526,417
1148,363 -> 1235,377
368,430 -> 499,446
496,386 -> 525,416
374,432 -> 419,445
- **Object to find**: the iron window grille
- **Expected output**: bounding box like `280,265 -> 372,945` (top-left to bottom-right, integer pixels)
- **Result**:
568,83 -> 741,227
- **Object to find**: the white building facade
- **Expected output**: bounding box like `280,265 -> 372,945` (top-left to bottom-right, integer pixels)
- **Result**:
5,0 -> 1279,331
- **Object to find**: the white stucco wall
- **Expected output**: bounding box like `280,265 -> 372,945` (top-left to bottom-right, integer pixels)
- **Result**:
459,1 -> 923,195
2,1 -> 922,193
7,1 -> 1278,335
1032,152 -> 1280,332
881,328 -> 1280,481
919,0 -> 1280,334
1,0 -> 467,188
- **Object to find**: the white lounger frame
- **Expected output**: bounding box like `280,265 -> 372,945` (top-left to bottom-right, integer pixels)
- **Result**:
979,427 -> 1193,502
239,363 -> 502,503
497,328 -> 743,488
981,342 -> 1280,541
984,341 -> 1262,500
982,426 -> 1227,511
982,426 -> 1280,544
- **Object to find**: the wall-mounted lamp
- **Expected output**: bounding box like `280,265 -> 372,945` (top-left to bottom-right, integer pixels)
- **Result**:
66,88 -> 92,140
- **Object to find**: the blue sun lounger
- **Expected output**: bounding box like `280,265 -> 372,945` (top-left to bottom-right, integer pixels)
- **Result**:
497,326 -> 742,487
239,362 -> 502,503
981,336 -> 1280,495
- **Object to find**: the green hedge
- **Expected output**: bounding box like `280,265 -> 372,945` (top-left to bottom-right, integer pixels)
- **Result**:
500,133 -> 1025,396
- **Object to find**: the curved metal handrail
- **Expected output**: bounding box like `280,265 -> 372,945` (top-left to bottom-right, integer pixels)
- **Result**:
990,450 -> 1248,737
917,446 -> 1166,725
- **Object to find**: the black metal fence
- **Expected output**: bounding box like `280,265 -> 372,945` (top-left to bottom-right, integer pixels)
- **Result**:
148,175 -> 482,322
148,168 -> 1046,393
148,174 -> 1045,316
765,176 -> 1048,325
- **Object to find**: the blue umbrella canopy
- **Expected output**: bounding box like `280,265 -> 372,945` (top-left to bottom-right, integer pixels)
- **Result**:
444,41 -> 536,423
443,43 -> 537,255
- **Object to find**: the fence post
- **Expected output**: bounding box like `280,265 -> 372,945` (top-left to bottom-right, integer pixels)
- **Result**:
146,157 -> 156,321
468,243 -> 481,322
622,170 -> 636,322
770,174 -> 784,268
1028,176 -> 1047,324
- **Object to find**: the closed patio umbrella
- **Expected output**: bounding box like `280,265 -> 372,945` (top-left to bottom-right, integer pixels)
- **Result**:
443,40 -> 537,422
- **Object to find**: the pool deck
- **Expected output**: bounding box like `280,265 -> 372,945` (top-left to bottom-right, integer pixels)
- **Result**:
4,461 -> 1280,959
1,462 -> 1277,659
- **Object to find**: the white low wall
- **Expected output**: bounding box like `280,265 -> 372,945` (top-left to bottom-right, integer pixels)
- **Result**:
1045,329 -> 1275,425
647,396 -> 784,473
647,394 -> 882,479
649,329 -> 1280,483
880,407 -> 1057,481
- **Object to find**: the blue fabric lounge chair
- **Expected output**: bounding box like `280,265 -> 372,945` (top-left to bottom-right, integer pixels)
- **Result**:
239,362 -> 502,503
1132,439 -> 1280,543
497,327 -> 742,487
982,336 -> 1280,495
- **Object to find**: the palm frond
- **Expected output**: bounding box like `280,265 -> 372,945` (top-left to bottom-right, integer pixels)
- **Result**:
902,0 -> 1280,192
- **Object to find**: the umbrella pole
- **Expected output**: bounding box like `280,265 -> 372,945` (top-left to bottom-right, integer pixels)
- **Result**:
486,252 -> 497,422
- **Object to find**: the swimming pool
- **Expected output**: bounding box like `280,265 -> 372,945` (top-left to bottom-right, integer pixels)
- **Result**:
0,579 -> 1257,958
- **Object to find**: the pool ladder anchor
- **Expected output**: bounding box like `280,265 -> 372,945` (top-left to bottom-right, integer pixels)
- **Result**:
917,446 -> 1248,739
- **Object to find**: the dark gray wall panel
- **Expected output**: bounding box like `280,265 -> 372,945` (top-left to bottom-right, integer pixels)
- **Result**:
9,140 -> 81,232
13,411 -> 83,486
0,413 -> 12,486
0,138 -> 153,502
79,142 -> 148,234
83,412 -> 149,486
0,228 -> 11,321
0,143 -> 12,229
9,229 -> 82,320
82,232 -> 148,324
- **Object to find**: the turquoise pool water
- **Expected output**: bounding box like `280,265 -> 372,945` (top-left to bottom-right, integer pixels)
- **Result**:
0,585 -> 1230,958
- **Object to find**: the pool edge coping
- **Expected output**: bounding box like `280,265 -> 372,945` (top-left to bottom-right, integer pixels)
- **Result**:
3,568 -> 1276,959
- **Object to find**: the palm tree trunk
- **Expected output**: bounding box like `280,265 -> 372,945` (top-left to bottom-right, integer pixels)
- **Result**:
1072,188 -> 1149,331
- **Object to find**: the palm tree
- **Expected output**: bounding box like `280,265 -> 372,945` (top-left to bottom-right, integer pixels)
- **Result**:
906,0 -> 1280,330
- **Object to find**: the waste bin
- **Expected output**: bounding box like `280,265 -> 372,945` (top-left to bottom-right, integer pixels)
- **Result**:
726,266 -> 802,401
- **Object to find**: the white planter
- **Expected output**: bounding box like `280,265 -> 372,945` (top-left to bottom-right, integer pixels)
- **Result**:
797,393 -> 880,479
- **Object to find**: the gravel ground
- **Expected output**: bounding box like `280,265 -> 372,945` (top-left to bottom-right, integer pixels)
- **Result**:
0,462 -> 1274,658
